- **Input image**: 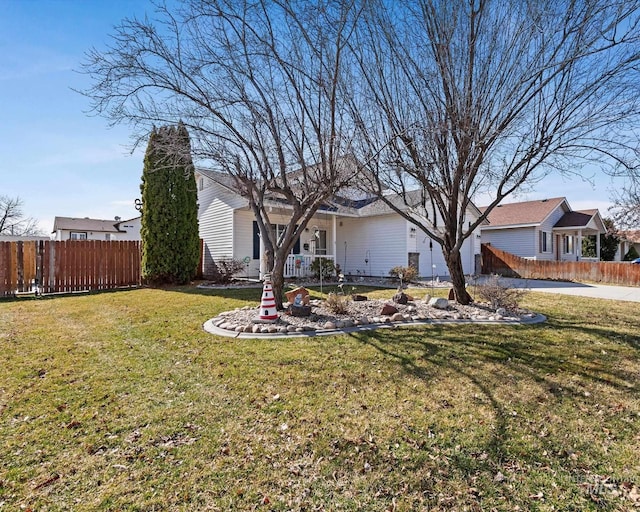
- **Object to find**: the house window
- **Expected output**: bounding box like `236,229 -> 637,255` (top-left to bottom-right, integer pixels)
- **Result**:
70,232 -> 87,240
564,235 -> 574,254
539,231 -> 552,253
252,222 -> 300,259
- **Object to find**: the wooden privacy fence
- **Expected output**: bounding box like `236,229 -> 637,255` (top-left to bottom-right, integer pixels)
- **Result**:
0,240 -> 141,297
481,243 -> 640,286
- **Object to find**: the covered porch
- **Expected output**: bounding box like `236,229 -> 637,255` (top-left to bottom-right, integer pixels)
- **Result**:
552,209 -> 606,262
257,210 -> 341,279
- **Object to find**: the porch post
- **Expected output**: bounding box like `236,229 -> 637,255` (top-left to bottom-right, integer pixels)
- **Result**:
259,234 -> 265,280
332,214 -> 337,264
577,230 -> 582,261
596,231 -> 601,261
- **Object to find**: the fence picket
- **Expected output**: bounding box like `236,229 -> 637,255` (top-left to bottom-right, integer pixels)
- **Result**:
481,244 -> 640,286
1,239 -> 202,297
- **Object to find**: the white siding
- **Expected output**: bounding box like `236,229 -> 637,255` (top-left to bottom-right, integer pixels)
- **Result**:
198,181 -> 246,277
405,222 -> 476,278
335,214 -> 407,278
234,209 -> 258,276
54,229 -> 118,241
481,227 -> 537,259
116,217 -> 141,241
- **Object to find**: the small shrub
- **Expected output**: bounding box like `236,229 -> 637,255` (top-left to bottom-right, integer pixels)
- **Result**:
476,274 -> 527,311
325,292 -> 351,314
213,258 -> 246,284
389,265 -> 419,283
310,258 -> 336,279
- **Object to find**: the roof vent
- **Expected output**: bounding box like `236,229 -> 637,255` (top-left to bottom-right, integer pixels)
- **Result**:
541,199 -> 548,202
115,216 -> 121,222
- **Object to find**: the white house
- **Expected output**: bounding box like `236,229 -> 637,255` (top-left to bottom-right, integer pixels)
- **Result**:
196,169 -> 484,280
52,216 -> 141,241
479,197 -> 606,261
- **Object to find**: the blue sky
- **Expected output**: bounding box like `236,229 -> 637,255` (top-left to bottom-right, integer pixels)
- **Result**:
0,0 -> 627,235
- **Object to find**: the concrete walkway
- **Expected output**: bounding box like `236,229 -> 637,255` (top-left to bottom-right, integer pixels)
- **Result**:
475,276 -> 640,303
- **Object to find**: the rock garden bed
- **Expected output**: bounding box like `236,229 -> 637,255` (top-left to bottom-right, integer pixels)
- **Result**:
205,288 -> 543,338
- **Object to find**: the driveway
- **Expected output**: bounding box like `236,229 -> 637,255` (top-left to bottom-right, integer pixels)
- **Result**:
474,276 -> 640,303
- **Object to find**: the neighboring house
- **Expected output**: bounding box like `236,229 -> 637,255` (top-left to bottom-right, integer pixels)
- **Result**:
479,197 -> 606,261
617,230 -> 640,260
0,234 -> 50,242
196,169 -> 484,280
52,216 -> 141,241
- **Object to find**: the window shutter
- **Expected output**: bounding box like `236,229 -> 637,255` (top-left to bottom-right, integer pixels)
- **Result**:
539,231 -> 543,252
293,225 -> 300,253
252,221 -> 260,260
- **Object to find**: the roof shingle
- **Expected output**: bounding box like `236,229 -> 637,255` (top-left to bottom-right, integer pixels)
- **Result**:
479,197 -> 567,227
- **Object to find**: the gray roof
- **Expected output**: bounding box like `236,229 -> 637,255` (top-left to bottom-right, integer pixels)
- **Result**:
196,166 -> 483,219
52,216 -> 121,233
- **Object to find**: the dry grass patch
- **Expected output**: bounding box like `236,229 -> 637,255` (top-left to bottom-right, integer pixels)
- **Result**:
0,286 -> 638,511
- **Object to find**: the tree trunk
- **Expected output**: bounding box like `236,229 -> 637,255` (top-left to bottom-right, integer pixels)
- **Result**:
270,253 -> 287,310
445,247 -> 472,305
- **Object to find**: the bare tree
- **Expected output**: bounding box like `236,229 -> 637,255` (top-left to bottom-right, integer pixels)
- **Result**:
0,196 -> 43,236
610,183 -> 640,228
82,0 -> 361,307
350,0 -> 640,303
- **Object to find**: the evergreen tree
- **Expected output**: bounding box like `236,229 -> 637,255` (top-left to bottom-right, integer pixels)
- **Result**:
600,218 -> 620,262
624,245 -> 639,261
581,218 -> 619,261
140,123 -> 200,284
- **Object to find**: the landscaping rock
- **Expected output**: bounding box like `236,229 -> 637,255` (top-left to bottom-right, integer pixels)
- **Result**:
287,304 -> 312,317
323,321 -> 337,330
380,304 -> 399,316
391,312 -> 405,322
284,287 -> 310,305
252,324 -> 261,333
351,294 -> 368,301
429,297 -> 449,310
393,292 -> 409,305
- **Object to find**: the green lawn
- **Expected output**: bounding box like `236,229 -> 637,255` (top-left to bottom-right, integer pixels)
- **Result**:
0,286 -> 638,511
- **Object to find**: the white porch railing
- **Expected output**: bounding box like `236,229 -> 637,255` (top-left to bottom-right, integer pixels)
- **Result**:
284,254 -> 335,278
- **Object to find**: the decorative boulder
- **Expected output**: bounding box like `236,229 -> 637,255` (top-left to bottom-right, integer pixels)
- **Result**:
380,303 -> 399,316
284,287 -> 310,305
393,292 -> 409,305
351,294 -> 368,301
428,297 -> 449,310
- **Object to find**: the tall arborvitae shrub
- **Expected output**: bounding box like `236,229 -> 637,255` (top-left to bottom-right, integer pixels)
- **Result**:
140,123 -> 200,285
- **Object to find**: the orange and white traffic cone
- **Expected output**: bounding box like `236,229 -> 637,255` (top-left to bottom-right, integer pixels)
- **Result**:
258,274 -> 279,322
